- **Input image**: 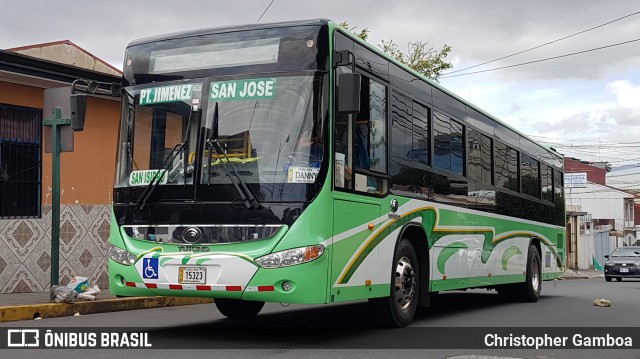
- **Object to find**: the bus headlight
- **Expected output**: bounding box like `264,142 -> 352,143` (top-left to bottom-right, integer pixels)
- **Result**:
108,244 -> 137,266
255,245 -> 324,268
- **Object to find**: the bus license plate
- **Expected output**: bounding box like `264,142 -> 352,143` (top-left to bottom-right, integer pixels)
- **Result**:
179,267 -> 206,284
620,268 -> 629,273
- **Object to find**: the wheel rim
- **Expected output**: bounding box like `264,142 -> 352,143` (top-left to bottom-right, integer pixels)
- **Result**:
394,256 -> 416,310
531,255 -> 540,291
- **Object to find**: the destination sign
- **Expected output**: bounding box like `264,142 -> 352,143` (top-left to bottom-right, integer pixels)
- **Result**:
129,170 -> 168,186
210,78 -> 276,101
139,84 -> 196,105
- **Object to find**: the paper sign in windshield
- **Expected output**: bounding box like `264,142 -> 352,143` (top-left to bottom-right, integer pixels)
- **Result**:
288,167 -> 319,183
129,170 -> 168,186
210,78 -> 276,101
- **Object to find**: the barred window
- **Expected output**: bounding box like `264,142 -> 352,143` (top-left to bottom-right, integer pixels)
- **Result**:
0,104 -> 42,218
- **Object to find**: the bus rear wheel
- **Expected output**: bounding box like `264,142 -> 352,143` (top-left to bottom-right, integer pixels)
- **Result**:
371,238 -> 419,327
215,299 -> 264,319
498,244 -> 541,302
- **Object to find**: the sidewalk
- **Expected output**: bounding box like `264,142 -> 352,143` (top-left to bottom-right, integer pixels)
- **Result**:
0,290 -> 212,323
559,268 -> 605,280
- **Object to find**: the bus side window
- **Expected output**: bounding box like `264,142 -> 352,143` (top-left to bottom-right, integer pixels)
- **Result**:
334,118 -> 352,189
354,123 -> 370,169
353,76 -> 387,194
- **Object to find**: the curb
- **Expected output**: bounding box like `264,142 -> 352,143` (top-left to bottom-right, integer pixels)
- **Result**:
559,274 -> 604,280
0,296 -> 213,323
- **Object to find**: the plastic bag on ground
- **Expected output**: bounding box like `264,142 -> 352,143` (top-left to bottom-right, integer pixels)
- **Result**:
76,285 -> 101,301
51,285 -> 78,303
66,276 -> 90,293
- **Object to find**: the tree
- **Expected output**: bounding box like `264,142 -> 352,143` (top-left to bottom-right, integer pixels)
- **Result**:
339,22 -> 452,80
339,21 -> 370,42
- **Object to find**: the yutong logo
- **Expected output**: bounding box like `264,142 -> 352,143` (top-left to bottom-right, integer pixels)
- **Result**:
388,198 -> 400,219
178,246 -> 210,252
5,329 -> 152,348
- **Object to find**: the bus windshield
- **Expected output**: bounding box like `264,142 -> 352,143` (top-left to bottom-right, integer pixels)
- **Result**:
114,74 -> 326,202
115,80 -> 204,188
201,75 -> 323,186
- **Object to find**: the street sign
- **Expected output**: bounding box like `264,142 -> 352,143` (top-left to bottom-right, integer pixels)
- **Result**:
565,172 -> 587,188
624,233 -> 636,245
44,87 -> 74,152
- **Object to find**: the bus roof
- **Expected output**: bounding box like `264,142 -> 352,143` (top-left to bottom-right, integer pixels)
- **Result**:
127,19 -> 330,48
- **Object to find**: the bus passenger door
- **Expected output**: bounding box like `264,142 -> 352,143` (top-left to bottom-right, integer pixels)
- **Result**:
330,195 -> 381,303
330,73 -> 389,302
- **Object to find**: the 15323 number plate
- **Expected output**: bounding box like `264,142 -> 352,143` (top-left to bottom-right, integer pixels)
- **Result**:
178,267 -> 206,284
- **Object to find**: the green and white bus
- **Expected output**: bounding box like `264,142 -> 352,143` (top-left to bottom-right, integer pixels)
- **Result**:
107,19 -> 566,327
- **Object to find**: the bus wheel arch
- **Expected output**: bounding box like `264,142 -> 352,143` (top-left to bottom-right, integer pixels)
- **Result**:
398,224 -> 431,308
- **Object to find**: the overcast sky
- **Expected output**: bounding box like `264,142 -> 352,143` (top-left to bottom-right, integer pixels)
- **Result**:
3,1 -> 640,166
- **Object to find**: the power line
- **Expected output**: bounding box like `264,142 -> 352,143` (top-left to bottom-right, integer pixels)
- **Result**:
440,38 -> 640,78
444,10 -> 640,76
256,0 -> 276,23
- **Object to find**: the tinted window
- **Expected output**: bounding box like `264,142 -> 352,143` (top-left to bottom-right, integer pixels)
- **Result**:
521,154 -> 540,198
412,102 -> 430,165
433,88 -> 465,120
495,141 -> 518,191
554,168 -> 563,201
468,128 -> 492,184
434,112 -> 463,175
391,91 -> 412,159
368,80 -> 387,173
541,165 -> 553,202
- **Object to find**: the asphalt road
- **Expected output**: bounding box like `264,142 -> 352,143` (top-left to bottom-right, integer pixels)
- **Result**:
3,278 -> 640,359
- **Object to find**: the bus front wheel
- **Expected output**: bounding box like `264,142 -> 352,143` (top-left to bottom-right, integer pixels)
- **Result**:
371,238 -> 419,327
215,299 -> 264,319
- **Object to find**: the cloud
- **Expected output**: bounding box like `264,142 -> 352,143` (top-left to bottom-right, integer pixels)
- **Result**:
524,79 -> 640,162
606,80 -> 640,125
506,104 -> 522,115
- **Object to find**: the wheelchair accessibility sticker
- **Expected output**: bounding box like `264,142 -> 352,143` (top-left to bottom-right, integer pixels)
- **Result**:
143,258 -> 159,279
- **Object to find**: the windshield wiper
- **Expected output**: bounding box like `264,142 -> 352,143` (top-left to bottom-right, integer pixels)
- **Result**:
135,109 -> 199,210
206,102 -> 260,209
135,142 -> 184,211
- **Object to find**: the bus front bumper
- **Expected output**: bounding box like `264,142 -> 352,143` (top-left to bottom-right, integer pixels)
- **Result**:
108,253 -> 329,304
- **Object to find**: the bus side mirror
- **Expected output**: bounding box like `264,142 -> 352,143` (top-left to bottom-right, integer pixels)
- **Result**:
70,93 -> 87,131
337,73 -> 361,114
